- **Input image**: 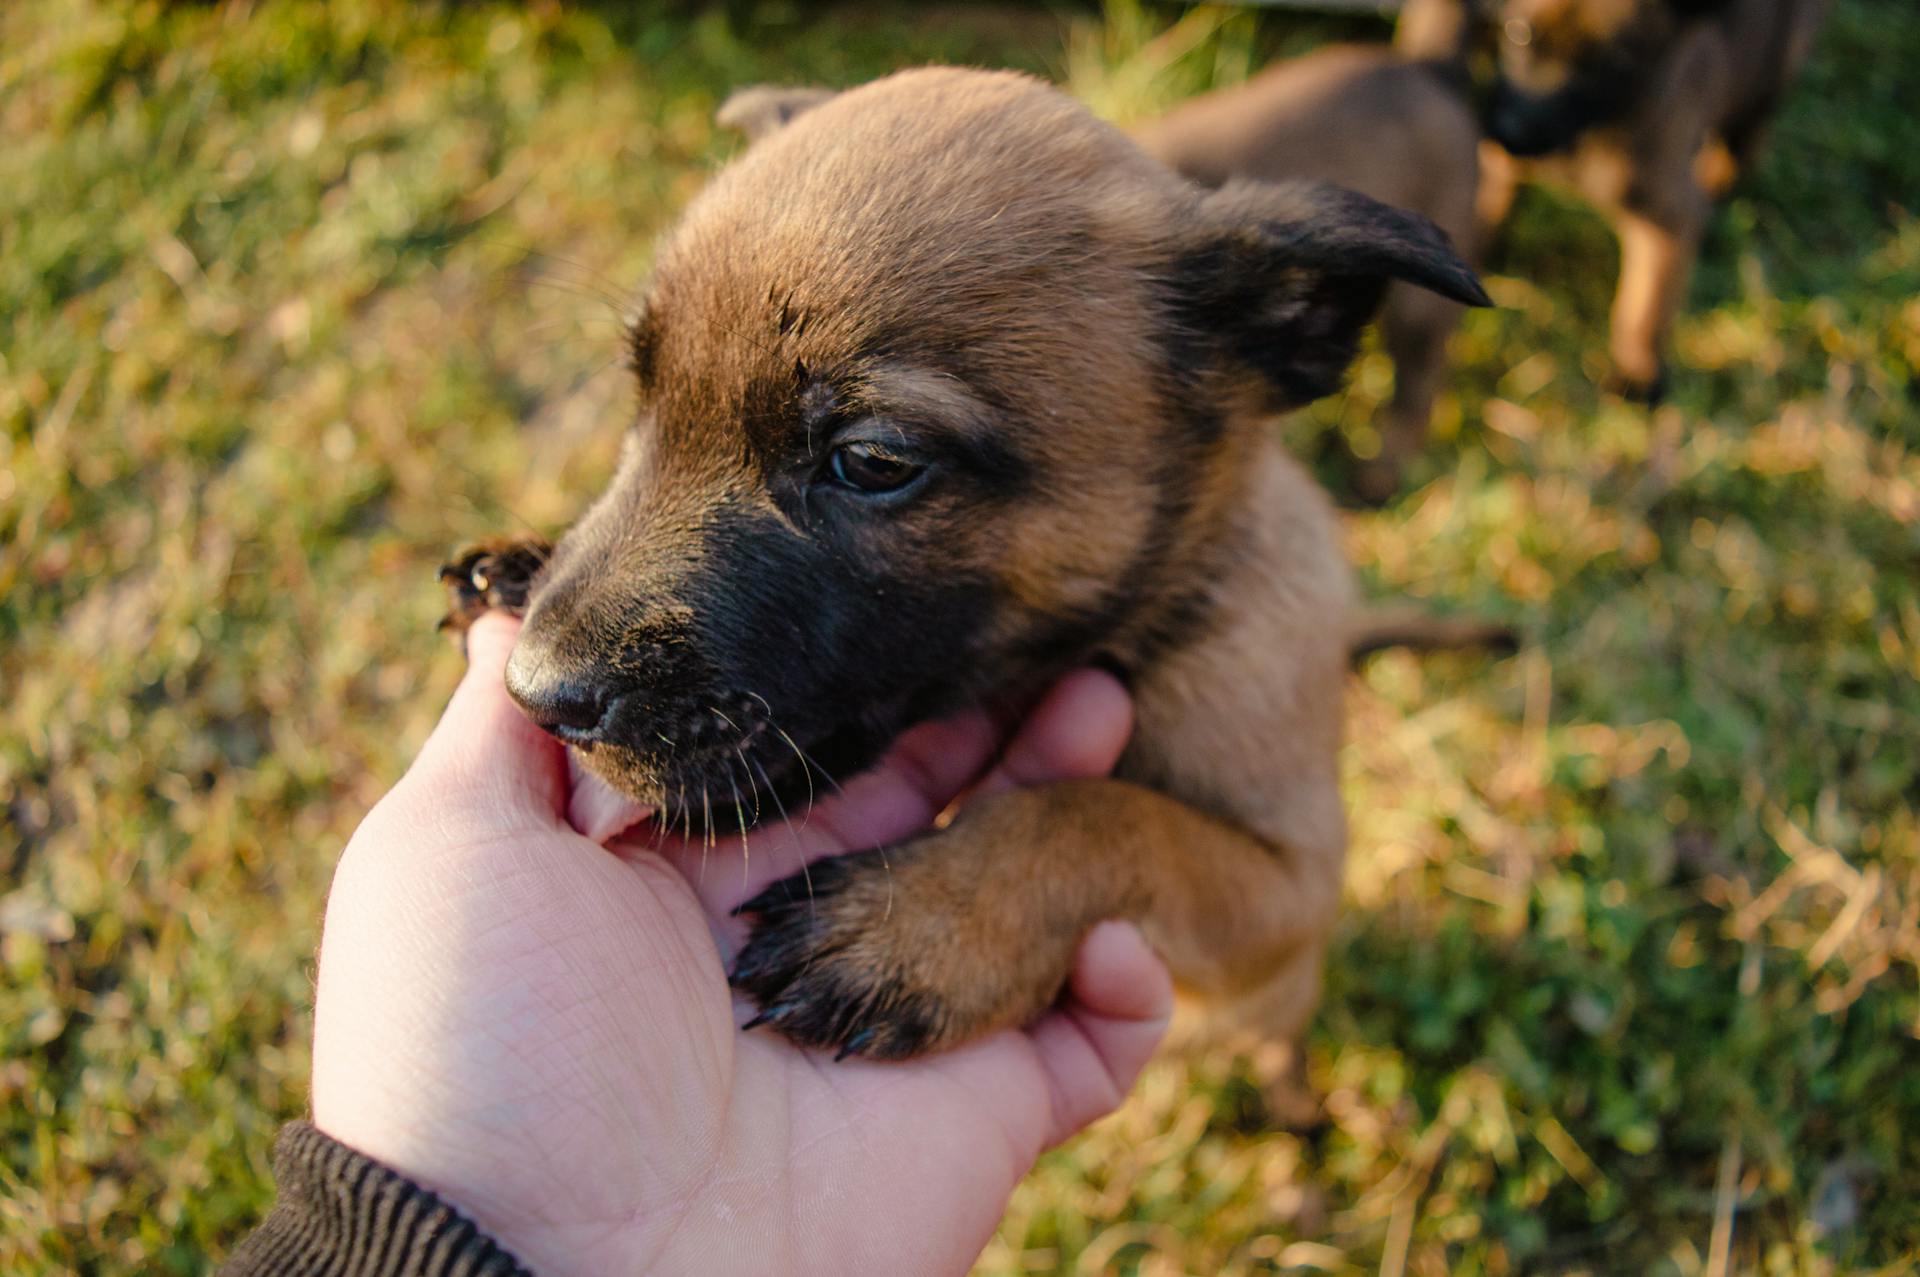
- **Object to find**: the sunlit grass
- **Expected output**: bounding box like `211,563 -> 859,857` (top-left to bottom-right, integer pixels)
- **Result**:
3,1 -> 1916,1273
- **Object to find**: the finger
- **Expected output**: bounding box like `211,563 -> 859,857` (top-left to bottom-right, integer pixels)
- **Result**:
800,705 -> 1001,850
632,706 -> 1005,941
633,805 -> 833,949
567,752 -> 654,844
968,668 -> 1132,801
397,612 -> 568,826
674,672 -> 1131,926
1023,921 -> 1171,1148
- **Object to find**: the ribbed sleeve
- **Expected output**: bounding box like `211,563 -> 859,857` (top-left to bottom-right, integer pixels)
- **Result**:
220,1122 -> 534,1276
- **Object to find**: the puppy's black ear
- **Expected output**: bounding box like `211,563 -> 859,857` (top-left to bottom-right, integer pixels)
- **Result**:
715,85 -> 839,143
1175,179 -> 1490,411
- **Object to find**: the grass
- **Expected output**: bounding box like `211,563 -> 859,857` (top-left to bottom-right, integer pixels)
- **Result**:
2,0 -> 1915,1272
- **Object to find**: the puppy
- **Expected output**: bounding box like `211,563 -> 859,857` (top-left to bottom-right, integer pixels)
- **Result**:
1398,0 -> 1829,398
442,68 -> 1487,1070
1131,46 -> 1484,502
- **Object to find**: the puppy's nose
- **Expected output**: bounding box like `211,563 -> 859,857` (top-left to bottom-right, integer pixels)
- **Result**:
505,642 -> 611,741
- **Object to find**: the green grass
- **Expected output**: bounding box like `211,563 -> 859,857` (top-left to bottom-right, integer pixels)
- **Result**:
2,1 -> 1916,1272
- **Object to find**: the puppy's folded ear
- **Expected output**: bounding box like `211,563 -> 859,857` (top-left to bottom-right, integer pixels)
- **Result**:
1174,179 -> 1491,411
715,85 -> 839,142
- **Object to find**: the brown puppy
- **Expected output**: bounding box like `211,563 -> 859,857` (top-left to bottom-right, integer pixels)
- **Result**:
1133,46 -> 1483,504
442,68 -> 1487,1070
1398,0 -> 1829,398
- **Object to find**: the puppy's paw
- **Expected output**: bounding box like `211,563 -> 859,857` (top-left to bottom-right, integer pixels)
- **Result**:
437,535 -> 552,638
729,852 -> 956,1061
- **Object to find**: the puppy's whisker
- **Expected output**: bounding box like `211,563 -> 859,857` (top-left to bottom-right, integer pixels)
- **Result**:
524,273 -> 630,317
523,315 -> 627,340
722,761 -> 750,891
795,736 -> 844,804
751,755 -> 814,924
743,689 -> 841,805
772,726 -> 817,825
482,238 -> 633,313
701,782 -> 715,860
644,736 -> 681,856
734,745 -> 765,825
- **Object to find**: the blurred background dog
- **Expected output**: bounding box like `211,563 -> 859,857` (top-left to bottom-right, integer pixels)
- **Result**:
1400,0 -> 1832,400
1134,45 -> 1483,502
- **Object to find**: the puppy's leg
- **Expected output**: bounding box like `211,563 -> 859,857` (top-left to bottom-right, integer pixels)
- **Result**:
438,535 -> 552,639
1190,945 -> 1329,1128
731,777 -> 1339,1060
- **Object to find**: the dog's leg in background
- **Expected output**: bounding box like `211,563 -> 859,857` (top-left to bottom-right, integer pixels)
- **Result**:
1362,285 -> 1463,504
1604,42 -> 1726,402
1605,194 -> 1707,402
1361,124 -> 1481,504
1475,141 -> 1520,240
730,776 -> 1342,1062
1393,0 -> 1478,68
1163,943 -> 1330,1127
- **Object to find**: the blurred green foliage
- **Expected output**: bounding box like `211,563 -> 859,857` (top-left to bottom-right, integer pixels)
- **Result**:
2,1 -> 1916,1273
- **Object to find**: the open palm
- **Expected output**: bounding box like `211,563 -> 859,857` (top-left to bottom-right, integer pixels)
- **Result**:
310,614 -> 1170,1277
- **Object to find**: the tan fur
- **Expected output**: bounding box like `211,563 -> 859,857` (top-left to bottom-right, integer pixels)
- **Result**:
1135,46 -> 1484,502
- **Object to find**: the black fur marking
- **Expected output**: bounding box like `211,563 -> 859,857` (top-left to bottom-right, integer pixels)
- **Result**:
598,499 -> 999,811
1163,245 -> 1382,411
1124,578 -> 1219,668
1162,183 -> 1487,415
730,853 -> 943,1060
625,308 -> 660,386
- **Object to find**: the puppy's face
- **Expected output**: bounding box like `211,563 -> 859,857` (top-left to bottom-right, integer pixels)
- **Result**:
1487,0 -> 1694,154
505,69 -> 1484,817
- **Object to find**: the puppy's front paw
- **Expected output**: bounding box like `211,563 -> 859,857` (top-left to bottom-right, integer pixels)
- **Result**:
730,852 -> 956,1061
437,535 -> 552,638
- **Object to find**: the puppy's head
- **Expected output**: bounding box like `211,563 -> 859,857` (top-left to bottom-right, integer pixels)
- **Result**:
507,68 -> 1486,816
1485,0 -> 1719,154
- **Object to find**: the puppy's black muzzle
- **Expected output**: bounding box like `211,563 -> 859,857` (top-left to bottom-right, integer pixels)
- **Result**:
505,643 -> 622,747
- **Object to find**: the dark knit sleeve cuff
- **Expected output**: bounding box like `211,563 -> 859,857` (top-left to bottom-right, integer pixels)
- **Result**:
220,1121 -> 534,1277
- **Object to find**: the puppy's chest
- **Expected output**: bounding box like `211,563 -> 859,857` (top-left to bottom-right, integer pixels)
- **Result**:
1101,473 -> 1352,857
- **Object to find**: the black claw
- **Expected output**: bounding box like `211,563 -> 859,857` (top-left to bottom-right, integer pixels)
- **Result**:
728,852 -> 948,1060
740,1000 -> 798,1032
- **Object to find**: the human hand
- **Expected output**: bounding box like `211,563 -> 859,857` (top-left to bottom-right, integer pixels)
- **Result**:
309,613 -> 1171,1276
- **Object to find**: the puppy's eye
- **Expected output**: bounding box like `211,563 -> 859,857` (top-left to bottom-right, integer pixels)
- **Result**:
828,441 -> 923,495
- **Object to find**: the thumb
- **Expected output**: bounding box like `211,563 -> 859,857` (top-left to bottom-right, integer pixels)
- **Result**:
1024,921 -> 1172,1148
396,612 -> 568,826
